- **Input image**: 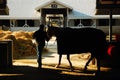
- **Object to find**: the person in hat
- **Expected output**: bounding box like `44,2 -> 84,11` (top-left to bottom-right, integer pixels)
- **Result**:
33,24 -> 49,69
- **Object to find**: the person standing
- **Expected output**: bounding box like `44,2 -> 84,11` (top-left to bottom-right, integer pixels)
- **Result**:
33,24 -> 49,69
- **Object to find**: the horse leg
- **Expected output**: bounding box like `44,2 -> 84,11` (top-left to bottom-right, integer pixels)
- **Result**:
55,54 -> 62,68
84,55 -> 94,71
67,54 -> 74,71
96,58 -> 100,73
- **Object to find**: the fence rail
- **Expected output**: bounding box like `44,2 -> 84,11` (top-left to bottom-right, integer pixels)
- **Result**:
10,27 -> 39,31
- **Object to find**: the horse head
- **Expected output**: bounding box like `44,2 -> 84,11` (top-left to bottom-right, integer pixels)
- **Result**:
47,25 -> 59,39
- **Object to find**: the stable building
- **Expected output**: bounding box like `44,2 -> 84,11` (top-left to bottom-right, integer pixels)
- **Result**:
0,0 -> 120,34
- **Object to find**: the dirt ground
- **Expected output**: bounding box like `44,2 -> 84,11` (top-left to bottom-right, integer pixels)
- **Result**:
0,38 -> 120,80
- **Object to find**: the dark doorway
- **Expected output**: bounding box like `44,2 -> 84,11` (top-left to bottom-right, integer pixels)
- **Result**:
41,8 -> 67,27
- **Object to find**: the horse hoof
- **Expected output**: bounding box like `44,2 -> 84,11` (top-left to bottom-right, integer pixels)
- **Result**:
70,67 -> 74,71
83,67 -> 87,72
55,65 -> 59,68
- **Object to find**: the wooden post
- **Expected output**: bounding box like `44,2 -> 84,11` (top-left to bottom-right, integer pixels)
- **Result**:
109,9 -> 113,42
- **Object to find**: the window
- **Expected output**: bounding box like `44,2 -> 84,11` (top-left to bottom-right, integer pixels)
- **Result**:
27,20 -> 34,27
74,19 -> 80,26
81,19 -> 92,26
17,20 -> 25,27
98,19 -> 116,26
16,20 -> 35,27
98,19 -> 109,26
0,0 -> 3,4
0,20 -> 10,27
0,0 -> 6,4
0,0 -> 7,9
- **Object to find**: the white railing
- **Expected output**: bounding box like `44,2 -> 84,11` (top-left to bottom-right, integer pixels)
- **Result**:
69,26 -> 96,28
10,27 -> 39,31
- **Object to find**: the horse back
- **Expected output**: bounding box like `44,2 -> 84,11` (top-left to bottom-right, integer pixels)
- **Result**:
51,27 -> 106,56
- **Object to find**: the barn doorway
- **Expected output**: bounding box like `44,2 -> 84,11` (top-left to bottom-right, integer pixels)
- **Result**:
46,14 -> 63,27
41,8 -> 67,27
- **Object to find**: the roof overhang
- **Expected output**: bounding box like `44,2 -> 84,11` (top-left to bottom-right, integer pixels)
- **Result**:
35,0 -> 73,12
68,11 -> 93,19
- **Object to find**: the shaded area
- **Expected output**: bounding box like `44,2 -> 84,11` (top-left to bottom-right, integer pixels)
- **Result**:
0,65 -> 120,80
0,66 -> 94,80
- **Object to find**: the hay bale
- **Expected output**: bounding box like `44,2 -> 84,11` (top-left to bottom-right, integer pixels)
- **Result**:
0,30 -> 12,39
0,30 -> 49,58
12,30 -> 33,39
0,30 -> 7,38
14,37 -> 37,57
2,34 -> 16,41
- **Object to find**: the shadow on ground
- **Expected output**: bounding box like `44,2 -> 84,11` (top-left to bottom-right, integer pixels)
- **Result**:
0,65 -> 120,80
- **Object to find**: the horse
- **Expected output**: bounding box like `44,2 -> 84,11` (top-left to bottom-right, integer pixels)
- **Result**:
47,26 -> 107,73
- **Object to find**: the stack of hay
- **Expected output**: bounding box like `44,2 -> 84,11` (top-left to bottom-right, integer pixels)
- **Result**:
0,30 -> 48,59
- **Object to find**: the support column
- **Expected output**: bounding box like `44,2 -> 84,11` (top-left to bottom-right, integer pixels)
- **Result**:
41,12 -> 46,25
109,9 -> 113,42
64,15 -> 67,27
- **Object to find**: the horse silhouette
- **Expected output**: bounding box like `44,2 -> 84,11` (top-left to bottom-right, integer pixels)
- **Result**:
47,26 -> 107,73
